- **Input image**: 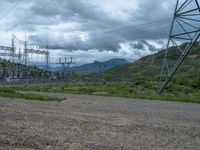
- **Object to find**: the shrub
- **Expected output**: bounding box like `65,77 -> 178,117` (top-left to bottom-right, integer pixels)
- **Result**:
0,88 -> 16,94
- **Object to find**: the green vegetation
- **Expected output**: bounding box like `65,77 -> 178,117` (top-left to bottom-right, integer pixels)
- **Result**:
0,87 -> 62,101
0,42 -> 199,104
0,59 -> 51,79
10,76 -> 200,104
55,41 -> 200,104
103,42 -> 200,81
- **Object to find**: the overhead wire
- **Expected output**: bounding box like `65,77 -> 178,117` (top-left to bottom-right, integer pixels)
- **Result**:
69,30 -> 169,44
42,16 -> 191,50
43,4 -> 174,49
8,1 -> 176,52
21,18 -> 172,50
32,26 -> 173,52
7,0 -> 55,31
32,26 -> 171,53
26,17 -> 171,50
10,1 -> 174,48
0,1 -> 20,20
24,17 -> 172,49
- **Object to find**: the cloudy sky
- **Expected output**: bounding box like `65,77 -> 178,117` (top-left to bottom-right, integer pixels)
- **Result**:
0,0 -> 177,65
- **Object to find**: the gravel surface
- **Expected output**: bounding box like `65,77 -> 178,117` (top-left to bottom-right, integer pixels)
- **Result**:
0,92 -> 200,150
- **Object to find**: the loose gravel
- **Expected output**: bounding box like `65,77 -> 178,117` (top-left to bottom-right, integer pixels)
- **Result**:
0,92 -> 200,150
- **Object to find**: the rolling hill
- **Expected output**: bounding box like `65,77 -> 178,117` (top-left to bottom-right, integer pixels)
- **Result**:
106,42 -> 200,80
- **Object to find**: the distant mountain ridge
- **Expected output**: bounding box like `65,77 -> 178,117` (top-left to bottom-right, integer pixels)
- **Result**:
54,58 -> 129,75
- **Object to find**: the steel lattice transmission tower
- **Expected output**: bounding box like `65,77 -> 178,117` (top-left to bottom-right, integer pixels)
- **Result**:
158,0 -> 200,94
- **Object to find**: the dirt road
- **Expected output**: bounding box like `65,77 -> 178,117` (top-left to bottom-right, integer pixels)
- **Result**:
0,92 -> 200,150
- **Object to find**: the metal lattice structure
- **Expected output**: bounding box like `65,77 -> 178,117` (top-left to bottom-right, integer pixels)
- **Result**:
24,47 -> 50,71
158,0 -> 200,94
0,35 -> 51,82
56,57 -> 74,78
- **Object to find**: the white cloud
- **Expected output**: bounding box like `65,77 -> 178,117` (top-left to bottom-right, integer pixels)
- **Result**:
0,0 -> 175,65
88,0 -> 139,21
49,39 -> 166,65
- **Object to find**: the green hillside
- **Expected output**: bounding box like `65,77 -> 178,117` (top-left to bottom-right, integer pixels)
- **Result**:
6,42 -> 200,103
107,42 -> 200,80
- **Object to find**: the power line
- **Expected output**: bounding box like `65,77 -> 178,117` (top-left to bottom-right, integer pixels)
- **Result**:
13,35 -> 24,44
14,1 -> 173,45
32,26 -> 172,52
7,1 -> 173,46
8,1 -> 175,51
44,18 -> 172,45
81,1 -> 174,35
97,18 -> 172,35
7,0 -> 55,31
44,25 -> 172,50
0,1 -> 20,20
19,17 -> 171,50
26,18 -> 172,49
60,18 -> 172,44
13,19 -> 175,51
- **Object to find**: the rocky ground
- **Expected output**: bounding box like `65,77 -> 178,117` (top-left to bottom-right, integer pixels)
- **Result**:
0,92 -> 200,150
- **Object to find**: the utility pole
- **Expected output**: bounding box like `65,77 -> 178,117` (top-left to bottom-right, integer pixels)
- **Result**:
58,57 -> 73,81
158,0 -> 200,94
45,51 -> 50,71
24,34 -> 28,66
45,37 -> 50,71
98,64 -> 106,83
11,34 -> 15,81
24,34 -> 29,81
11,34 -> 15,62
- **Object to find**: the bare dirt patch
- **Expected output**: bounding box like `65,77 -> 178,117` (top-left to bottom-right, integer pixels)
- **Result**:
0,93 -> 200,149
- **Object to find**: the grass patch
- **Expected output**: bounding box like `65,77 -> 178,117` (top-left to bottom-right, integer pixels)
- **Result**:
9,83 -> 200,104
0,87 -> 62,102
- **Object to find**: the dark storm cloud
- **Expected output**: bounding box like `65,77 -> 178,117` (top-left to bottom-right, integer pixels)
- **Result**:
0,0 -> 176,51
30,0 -> 118,25
140,40 -> 157,51
130,40 -> 157,51
131,41 -> 145,50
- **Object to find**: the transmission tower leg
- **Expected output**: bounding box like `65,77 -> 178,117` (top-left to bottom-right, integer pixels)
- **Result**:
158,0 -> 200,94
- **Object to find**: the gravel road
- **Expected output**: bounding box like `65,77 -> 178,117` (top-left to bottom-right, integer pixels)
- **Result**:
0,92 -> 200,150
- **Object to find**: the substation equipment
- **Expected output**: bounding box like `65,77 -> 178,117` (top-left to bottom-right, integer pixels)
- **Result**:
0,35 -> 50,83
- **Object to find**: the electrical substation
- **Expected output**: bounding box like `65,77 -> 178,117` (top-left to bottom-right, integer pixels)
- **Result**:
0,35 -> 75,84
0,0 -> 199,93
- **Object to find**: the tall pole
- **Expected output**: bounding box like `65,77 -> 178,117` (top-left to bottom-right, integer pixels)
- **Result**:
158,0 -> 200,94
11,34 -> 15,80
24,33 -> 28,66
58,57 -> 73,81
24,34 -> 28,81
